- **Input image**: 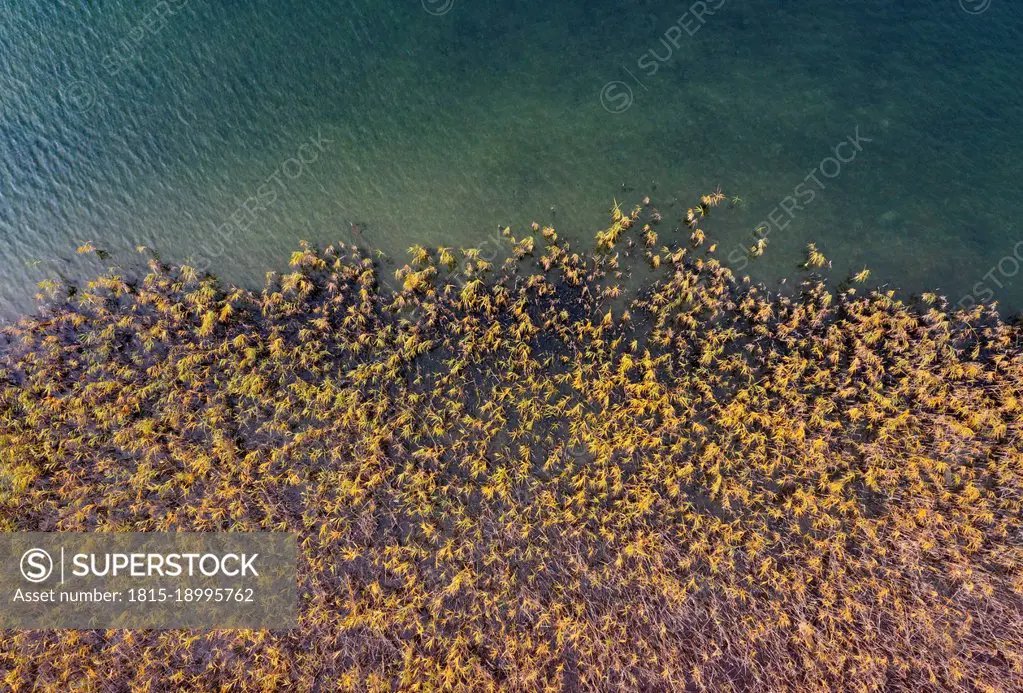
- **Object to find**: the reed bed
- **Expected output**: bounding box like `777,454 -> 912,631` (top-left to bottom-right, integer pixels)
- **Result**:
1,192 -> 1021,691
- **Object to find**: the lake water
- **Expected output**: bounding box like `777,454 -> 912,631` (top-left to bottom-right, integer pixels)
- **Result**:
1,0 -> 1021,318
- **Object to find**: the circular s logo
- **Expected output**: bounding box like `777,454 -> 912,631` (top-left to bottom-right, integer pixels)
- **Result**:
59,80 -> 97,113
959,0 -> 992,14
600,81 -> 633,114
422,0 -> 454,16
20,548 -> 53,583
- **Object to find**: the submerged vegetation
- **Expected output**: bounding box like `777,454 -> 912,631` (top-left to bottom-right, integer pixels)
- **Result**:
1,192 -> 1022,691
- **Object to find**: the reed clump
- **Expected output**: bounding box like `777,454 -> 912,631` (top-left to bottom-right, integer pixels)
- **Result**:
1,194 -> 1022,692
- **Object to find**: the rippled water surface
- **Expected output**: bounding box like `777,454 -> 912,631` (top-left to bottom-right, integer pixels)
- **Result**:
1,0 -> 1021,317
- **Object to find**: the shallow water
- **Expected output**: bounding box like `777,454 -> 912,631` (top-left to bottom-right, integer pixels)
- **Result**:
1,0 -> 1021,318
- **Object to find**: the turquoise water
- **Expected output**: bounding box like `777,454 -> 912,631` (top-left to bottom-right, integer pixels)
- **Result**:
1,0 -> 1021,317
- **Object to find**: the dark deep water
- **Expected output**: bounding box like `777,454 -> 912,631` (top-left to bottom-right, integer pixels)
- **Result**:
1,0 -> 1021,317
